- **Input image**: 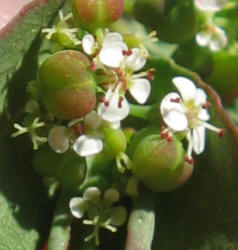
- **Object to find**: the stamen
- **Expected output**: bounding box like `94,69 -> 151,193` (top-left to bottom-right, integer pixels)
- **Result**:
90,61 -> 96,71
104,101 -> 110,107
218,128 -> 225,138
122,50 -> 128,56
127,49 -> 132,56
167,136 -> 173,142
99,96 -> 105,103
202,102 -> 211,109
203,122 -> 221,133
147,68 -> 156,81
185,156 -> 194,165
170,98 -> 180,103
72,124 -> 85,135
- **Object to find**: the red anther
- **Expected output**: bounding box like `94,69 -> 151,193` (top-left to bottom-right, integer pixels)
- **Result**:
119,96 -> 124,102
202,102 -> 211,109
161,131 -> 168,139
122,50 -> 128,56
42,242 -> 48,250
170,98 -> 180,103
72,124 -> 85,135
167,136 -> 173,142
185,156 -> 194,165
99,96 -> 105,103
127,49 -> 132,56
118,102 -> 122,108
104,101 -> 110,107
147,68 -> 155,81
218,129 -> 225,138
90,61 -> 96,71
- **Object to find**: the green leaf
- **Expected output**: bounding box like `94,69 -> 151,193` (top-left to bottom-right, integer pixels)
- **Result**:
0,0 -> 64,116
0,0 -> 64,249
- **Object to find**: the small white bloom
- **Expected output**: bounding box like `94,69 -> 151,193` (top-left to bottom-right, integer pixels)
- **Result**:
97,85 -> 130,123
160,76 -> 223,161
196,24 -> 228,52
195,0 -> 227,12
73,135 -> 103,157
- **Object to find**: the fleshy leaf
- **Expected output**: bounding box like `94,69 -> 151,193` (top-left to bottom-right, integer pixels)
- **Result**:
0,0 -> 64,249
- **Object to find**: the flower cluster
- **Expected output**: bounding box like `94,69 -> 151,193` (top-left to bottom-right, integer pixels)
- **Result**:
82,31 -> 153,124
69,187 -> 127,245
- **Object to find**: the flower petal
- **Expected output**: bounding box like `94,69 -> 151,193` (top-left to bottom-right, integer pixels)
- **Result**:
192,126 -> 206,154
97,87 -> 130,122
82,34 -> 95,55
99,42 -> 128,68
196,31 -> 211,47
195,88 -> 207,105
129,78 -> 151,104
48,126 -> 71,153
84,110 -> 102,129
126,48 -> 146,71
172,77 -> 197,101
72,135 -> 103,157
69,197 -> 89,219
195,0 -> 226,12
160,92 -> 188,131
103,32 -> 123,46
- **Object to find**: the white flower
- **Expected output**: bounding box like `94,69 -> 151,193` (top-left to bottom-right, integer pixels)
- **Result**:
48,111 -> 104,157
160,76 -> 224,162
97,85 -> 130,123
195,0 -> 227,12
196,24 -> 228,52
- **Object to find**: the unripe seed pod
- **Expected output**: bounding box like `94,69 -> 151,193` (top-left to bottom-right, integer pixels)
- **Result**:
104,128 -> 127,155
39,50 -> 96,120
56,150 -> 86,189
71,0 -> 124,31
131,134 -> 185,192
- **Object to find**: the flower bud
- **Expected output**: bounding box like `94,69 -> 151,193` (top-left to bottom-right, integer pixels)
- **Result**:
71,0 -> 124,31
39,50 -> 96,120
131,134 -> 185,192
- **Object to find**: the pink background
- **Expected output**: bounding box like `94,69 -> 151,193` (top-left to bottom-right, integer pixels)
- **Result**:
0,0 -> 32,29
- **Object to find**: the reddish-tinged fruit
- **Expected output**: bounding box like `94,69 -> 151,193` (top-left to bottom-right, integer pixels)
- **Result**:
39,50 -> 96,120
71,0 -> 124,30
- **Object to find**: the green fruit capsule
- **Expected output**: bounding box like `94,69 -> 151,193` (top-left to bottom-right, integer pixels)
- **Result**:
71,0 -> 124,31
56,150 -> 86,189
134,0 -> 198,43
39,50 -> 96,120
131,134 -> 185,192
104,129 -> 127,156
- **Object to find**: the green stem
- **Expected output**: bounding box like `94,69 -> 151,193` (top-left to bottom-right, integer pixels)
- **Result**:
129,104 -> 153,120
125,188 -> 156,250
47,189 -> 73,250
